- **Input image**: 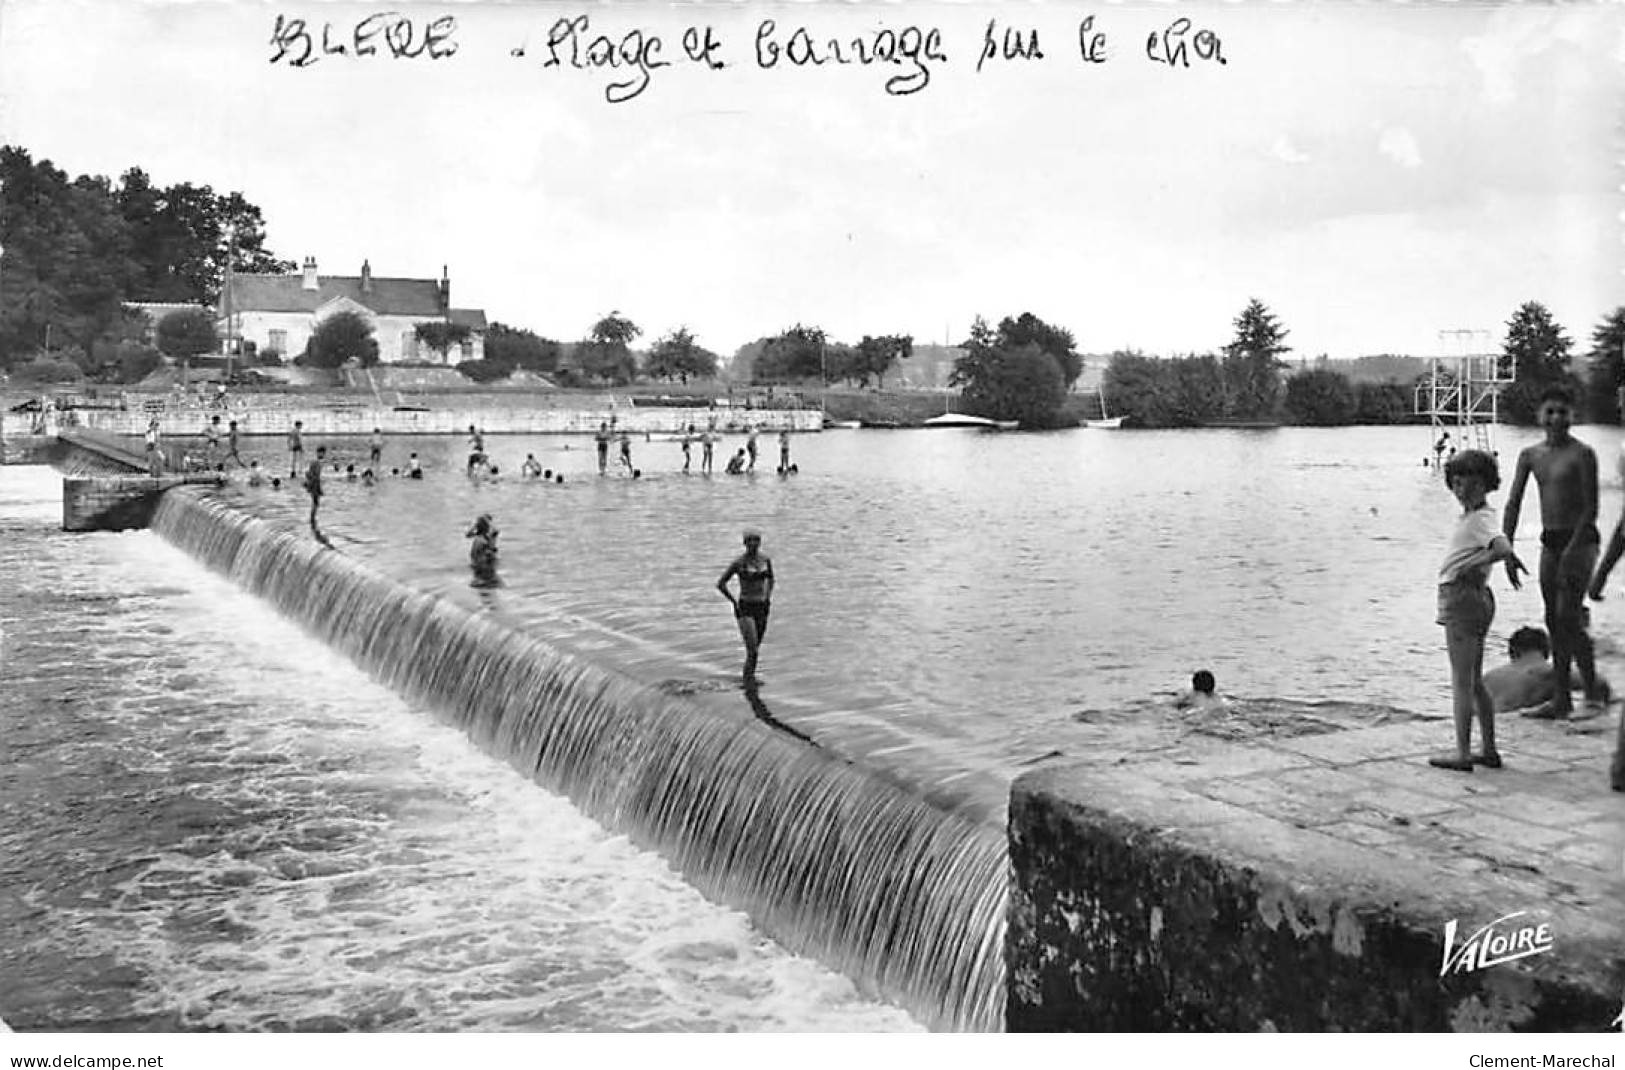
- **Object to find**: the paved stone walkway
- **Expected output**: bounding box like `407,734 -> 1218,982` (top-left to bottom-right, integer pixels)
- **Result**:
1028,702 -> 1623,976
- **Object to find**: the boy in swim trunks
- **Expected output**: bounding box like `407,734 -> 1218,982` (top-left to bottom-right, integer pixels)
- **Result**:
1502,385 -> 1605,719
304,445 -> 330,545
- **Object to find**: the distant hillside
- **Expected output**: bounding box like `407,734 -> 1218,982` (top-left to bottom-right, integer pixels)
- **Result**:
1291,354 -> 1429,384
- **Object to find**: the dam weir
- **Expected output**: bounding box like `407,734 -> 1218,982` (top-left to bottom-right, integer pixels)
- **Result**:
148,487 -> 1008,1031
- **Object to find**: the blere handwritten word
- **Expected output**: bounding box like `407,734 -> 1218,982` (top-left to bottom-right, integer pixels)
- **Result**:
268,13 -> 457,67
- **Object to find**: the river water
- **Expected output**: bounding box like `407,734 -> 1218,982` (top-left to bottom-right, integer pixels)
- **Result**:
0,465 -> 917,1032
212,423 -> 1625,816
12,421 -> 1625,1031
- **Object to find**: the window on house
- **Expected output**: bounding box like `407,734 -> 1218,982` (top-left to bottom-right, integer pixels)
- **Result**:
403,331 -> 418,361
268,329 -> 287,356
460,339 -> 473,362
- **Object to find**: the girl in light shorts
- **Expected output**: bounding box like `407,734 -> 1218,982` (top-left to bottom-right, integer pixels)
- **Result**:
1432,449 -> 1527,772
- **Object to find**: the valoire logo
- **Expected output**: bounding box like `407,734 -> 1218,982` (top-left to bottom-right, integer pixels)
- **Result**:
1440,911 -> 1555,976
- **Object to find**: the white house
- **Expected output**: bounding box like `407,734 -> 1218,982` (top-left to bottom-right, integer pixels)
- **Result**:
219,257 -> 488,365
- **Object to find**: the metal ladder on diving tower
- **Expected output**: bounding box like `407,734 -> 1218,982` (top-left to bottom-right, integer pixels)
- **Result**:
1415,329 -> 1509,462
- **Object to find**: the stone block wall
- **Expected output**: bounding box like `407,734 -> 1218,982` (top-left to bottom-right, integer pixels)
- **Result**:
1006,767 -> 1622,1031
62,476 -> 166,531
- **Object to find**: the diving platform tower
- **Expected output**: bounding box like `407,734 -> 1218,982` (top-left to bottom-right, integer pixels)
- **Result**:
1415,329 -> 1509,459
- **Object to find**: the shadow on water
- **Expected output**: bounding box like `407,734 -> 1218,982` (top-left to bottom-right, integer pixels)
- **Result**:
743,683 -> 817,746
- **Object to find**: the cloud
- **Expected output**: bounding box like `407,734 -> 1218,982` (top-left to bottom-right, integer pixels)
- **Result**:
1461,7 -> 1605,104
1269,135 -> 1309,165
1378,127 -> 1422,169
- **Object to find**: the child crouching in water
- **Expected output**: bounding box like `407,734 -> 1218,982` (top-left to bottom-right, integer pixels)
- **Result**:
1432,449 -> 1528,772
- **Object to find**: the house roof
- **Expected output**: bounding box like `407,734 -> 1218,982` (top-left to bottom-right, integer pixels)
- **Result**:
449,308 -> 488,330
126,301 -> 210,321
225,272 -> 485,325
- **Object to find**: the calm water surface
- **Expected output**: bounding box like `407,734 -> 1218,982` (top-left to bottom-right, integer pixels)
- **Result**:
0,466 -> 917,1032
215,423 -> 1625,815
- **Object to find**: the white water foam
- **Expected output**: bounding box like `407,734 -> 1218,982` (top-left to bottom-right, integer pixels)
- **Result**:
0,466 -> 919,1032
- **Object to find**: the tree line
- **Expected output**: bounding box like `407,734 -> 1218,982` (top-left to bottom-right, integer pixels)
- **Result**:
1100,299 -> 1625,430
0,145 -> 288,384
8,144 -> 1625,421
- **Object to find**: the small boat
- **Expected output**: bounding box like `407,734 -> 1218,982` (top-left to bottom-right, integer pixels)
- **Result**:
923,413 -> 1010,429
1085,390 -> 1125,429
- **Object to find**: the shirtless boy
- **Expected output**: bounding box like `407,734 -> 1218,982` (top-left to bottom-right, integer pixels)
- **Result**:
1502,386 -> 1605,718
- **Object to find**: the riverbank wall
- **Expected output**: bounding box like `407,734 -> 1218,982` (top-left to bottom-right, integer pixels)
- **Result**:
25,399 -> 823,438
1007,730 -> 1624,1030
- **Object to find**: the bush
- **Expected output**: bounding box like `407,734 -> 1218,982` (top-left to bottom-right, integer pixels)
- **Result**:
304,310 -> 379,369
117,343 -> 164,384
10,356 -> 86,385
456,359 -> 513,384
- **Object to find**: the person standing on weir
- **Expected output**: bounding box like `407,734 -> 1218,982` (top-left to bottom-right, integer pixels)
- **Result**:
701,427 -> 717,474
304,445 -> 331,547
203,415 -> 222,463
718,529 -> 775,685
1501,385 -> 1606,720
144,419 -> 163,476
369,427 -> 384,470
595,421 -> 612,475
287,420 -> 305,479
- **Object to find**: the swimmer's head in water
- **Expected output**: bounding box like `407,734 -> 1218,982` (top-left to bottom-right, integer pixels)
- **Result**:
742,529 -> 762,547
1192,670 -> 1216,695
555,474 -> 564,484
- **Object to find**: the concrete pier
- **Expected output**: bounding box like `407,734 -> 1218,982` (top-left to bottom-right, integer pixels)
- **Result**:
62,473 -> 224,531
1007,717 -> 1623,1030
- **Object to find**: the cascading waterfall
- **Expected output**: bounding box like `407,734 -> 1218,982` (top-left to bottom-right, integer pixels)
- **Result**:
148,487 -> 1009,1031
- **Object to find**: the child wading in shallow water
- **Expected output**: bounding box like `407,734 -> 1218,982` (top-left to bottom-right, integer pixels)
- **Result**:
1432,449 -> 1527,772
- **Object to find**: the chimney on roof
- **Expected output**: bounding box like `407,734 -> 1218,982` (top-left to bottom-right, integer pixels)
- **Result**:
361,259 -> 372,294
302,256 -> 318,291
439,264 -> 450,312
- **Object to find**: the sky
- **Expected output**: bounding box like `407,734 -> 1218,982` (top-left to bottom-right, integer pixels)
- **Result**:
0,0 -> 1620,362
